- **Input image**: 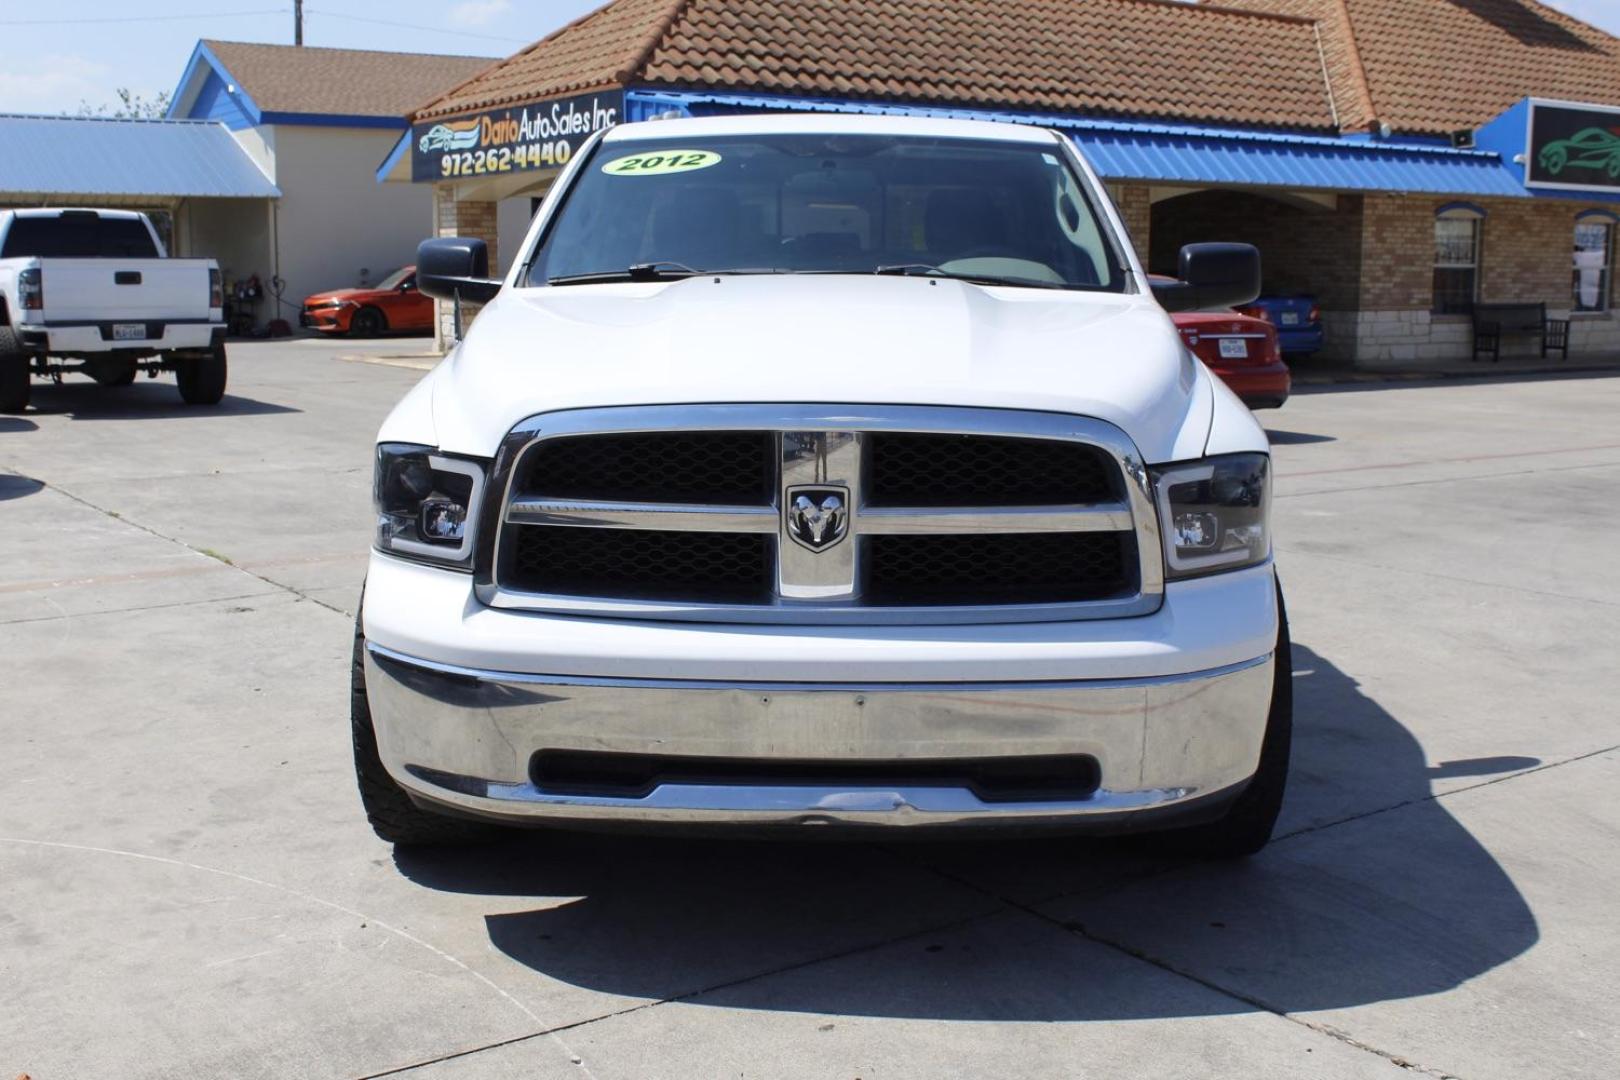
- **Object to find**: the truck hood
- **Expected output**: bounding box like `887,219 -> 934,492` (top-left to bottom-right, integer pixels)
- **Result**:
427,275 -> 1210,463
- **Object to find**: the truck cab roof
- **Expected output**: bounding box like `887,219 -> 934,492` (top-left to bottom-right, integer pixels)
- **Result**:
601,111 -> 1065,146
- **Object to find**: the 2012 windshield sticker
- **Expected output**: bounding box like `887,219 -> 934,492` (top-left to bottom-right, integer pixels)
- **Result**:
602,150 -> 722,176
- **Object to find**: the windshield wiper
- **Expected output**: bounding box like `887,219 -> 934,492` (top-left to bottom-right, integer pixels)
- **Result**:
873,264 -> 1066,290
549,261 -> 703,286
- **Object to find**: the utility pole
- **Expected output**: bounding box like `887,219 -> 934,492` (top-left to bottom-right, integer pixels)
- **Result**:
294,0 -> 304,45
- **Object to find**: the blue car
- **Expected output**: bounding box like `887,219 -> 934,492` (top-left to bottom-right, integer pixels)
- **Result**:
1237,295 -> 1324,357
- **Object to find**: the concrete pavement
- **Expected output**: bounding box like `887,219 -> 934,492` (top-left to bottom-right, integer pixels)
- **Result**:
1,341 -> 1616,1078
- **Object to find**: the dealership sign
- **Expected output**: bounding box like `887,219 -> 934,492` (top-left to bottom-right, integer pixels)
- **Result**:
1525,99 -> 1620,193
411,90 -> 622,183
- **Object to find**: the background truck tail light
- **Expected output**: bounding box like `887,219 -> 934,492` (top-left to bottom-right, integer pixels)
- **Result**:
209,269 -> 223,310
19,268 -> 42,311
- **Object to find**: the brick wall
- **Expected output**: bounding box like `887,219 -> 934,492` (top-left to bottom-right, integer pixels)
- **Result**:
1150,190 -> 1364,311
1357,195 -> 1432,310
433,185 -> 500,348
1149,187 -> 1620,365
1353,194 -> 1620,364
1111,184 -> 1152,267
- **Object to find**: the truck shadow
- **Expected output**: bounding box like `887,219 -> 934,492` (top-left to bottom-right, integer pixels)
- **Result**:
21,380 -> 298,420
394,643 -> 1538,1021
0,473 -> 45,501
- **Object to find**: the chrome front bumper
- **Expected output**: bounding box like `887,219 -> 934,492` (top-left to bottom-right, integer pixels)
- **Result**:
364,643 -> 1274,831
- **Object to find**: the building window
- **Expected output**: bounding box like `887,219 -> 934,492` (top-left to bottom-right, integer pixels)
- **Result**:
1433,211 -> 1481,315
1573,217 -> 1613,313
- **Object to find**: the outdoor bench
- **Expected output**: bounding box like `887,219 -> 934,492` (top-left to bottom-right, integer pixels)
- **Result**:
1471,302 -> 1569,362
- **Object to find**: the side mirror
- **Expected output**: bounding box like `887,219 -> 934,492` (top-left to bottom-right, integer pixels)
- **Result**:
1152,243 -> 1261,312
416,238 -> 502,304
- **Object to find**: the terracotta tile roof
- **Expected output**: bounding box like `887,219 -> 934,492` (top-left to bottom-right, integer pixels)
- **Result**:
1341,0 -> 1620,134
414,0 -> 686,121
1217,0 -> 1620,135
203,40 -> 495,119
416,0 -> 1339,130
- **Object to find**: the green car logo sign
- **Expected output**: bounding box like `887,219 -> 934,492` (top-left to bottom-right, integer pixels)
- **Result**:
602,150 -> 723,177
1537,127 -> 1620,180
1527,102 -> 1620,191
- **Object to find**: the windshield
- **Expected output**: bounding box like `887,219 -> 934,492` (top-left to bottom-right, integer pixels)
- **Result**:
376,267 -> 413,290
528,132 -> 1123,291
1,214 -> 159,259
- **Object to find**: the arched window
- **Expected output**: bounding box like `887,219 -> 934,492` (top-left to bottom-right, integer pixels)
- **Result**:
1573,210 -> 1617,313
1433,203 -> 1484,315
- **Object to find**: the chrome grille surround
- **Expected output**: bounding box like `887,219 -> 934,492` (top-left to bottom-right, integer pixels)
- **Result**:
477,404 -> 1164,625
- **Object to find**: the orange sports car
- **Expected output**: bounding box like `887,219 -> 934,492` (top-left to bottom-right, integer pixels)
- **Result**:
301,267 -> 433,336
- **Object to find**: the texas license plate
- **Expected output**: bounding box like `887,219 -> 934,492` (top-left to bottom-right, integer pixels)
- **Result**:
1219,338 -> 1249,359
1280,312 -> 1301,326
112,323 -> 146,341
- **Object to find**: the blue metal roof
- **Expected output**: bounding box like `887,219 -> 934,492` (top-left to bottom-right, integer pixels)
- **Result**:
0,114 -> 280,199
626,89 -> 1534,199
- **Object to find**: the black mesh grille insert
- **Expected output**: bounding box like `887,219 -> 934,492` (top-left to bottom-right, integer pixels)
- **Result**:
865,532 -> 1133,606
506,525 -> 771,603
517,432 -> 774,505
866,433 -> 1116,506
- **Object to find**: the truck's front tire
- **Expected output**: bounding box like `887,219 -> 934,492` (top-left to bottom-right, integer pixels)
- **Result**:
351,614 -> 499,847
0,327 -> 30,414
1154,581 -> 1293,859
176,343 -> 227,405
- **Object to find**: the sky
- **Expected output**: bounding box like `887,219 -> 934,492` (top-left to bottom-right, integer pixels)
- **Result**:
1,0 -> 1618,117
0,1 -> 603,115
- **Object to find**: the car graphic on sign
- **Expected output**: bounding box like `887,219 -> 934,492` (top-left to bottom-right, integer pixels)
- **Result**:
419,122 -> 481,154
1538,127 -> 1620,179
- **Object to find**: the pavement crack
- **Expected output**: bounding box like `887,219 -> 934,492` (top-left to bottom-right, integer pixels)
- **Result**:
1273,546 -> 1620,610
22,476 -> 350,617
1279,459 -> 1619,501
360,907 -> 1003,1078
0,589 -> 283,626
904,855 -> 1468,1078
1274,741 -> 1620,845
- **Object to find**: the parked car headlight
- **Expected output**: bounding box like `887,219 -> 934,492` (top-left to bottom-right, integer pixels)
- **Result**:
374,443 -> 486,569
1151,453 -> 1270,580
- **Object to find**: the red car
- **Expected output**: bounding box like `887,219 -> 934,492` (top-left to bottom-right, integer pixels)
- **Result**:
301,266 -> 434,337
1171,310 -> 1291,410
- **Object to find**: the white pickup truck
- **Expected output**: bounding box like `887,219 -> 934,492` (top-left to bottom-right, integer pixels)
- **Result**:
0,208 -> 228,413
354,114 -> 1291,859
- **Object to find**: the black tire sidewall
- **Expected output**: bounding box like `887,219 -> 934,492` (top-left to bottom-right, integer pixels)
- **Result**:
176,344 -> 227,405
0,327 -> 29,413
352,309 -> 385,337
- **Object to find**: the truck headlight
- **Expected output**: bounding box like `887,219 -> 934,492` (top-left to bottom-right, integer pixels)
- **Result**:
1151,453 -> 1270,580
374,443 -> 486,569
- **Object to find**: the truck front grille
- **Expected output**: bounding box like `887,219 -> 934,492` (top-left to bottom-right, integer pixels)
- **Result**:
484,406 -> 1162,625
866,433 -> 1116,506
864,532 -> 1132,607
515,431 -> 775,505
508,524 -> 772,604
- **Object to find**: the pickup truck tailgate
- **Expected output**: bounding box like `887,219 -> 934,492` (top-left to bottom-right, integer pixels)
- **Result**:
37,258 -> 214,322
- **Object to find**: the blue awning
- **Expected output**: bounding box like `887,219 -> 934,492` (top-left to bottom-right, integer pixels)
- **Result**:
0,113 -> 280,200
625,89 -> 1532,199
1072,121 -> 1528,197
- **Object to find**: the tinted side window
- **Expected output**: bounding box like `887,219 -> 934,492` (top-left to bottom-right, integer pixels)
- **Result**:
1,216 -> 159,259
